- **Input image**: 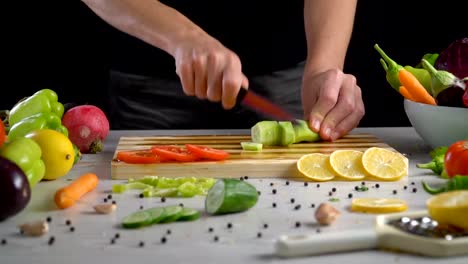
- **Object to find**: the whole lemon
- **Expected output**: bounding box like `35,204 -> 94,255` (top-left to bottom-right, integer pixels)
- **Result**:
25,129 -> 75,180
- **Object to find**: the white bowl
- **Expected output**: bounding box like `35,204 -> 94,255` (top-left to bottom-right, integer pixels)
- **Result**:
404,99 -> 468,149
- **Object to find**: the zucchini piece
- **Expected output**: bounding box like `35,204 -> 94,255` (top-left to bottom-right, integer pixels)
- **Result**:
205,179 -> 259,215
122,210 -> 153,229
251,120 -> 281,146
278,121 -> 296,146
177,207 -> 201,221
293,120 -> 320,143
158,205 -> 184,223
145,207 -> 167,224
241,142 -> 263,151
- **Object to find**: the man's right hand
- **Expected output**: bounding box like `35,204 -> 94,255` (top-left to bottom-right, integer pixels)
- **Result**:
173,34 -> 249,110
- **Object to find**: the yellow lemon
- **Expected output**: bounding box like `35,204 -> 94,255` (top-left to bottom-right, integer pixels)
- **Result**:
297,153 -> 335,181
351,197 -> 408,214
25,129 -> 75,180
427,190 -> 468,230
361,147 -> 408,181
329,150 -> 368,180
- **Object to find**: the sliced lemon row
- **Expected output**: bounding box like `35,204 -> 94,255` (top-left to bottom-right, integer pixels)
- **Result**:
361,147 -> 408,181
297,153 -> 335,181
351,198 -> 408,214
329,149 -> 368,180
427,190 -> 468,230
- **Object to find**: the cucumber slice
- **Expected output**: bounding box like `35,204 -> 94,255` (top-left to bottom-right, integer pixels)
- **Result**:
278,121 -> 296,145
158,205 -> 184,223
205,179 -> 259,215
145,207 -> 167,224
293,120 -> 320,143
177,207 -> 201,221
122,210 -> 153,229
241,142 -> 263,151
251,121 -> 280,146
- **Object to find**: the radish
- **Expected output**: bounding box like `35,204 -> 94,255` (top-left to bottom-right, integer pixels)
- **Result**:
62,105 -> 110,154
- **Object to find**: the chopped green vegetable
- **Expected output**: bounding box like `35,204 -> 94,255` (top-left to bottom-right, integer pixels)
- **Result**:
328,198 -> 340,202
205,178 -> 259,215
292,120 -> 320,143
251,120 -> 281,146
177,207 -> 201,221
158,205 -> 184,223
112,182 -> 151,193
279,121 -> 296,146
240,142 -> 263,151
356,186 -> 369,192
422,175 -> 468,195
121,205 -> 199,229
416,146 -> 448,177
122,210 -> 153,229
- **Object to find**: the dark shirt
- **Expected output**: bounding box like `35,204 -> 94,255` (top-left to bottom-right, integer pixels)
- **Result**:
108,0 -> 307,79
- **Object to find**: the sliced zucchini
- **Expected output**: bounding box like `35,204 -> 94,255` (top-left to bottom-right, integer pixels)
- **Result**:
293,119 -> 320,143
205,179 -> 259,215
145,207 -> 167,224
278,121 -> 296,145
158,205 -> 184,223
241,142 -> 263,151
122,210 -> 153,229
251,120 -> 280,146
177,207 -> 201,221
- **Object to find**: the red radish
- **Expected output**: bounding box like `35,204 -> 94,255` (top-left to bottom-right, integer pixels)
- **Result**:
62,105 -> 110,154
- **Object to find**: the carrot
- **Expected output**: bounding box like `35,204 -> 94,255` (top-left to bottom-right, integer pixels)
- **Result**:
54,173 -> 99,209
398,69 -> 436,105
399,86 -> 414,101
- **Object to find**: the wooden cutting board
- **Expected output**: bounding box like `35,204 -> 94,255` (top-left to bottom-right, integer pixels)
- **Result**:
111,133 -> 399,180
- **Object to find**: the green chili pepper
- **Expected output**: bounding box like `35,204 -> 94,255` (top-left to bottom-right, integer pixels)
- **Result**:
415,53 -> 439,68
374,44 -> 404,92
7,112 -> 67,141
0,137 -> 45,187
8,89 -> 64,126
422,175 -> 468,195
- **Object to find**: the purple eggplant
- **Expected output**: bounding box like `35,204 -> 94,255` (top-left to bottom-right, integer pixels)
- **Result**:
434,38 -> 468,79
0,156 -> 31,221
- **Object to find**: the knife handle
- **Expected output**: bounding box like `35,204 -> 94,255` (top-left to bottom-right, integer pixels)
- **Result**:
236,87 -> 248,105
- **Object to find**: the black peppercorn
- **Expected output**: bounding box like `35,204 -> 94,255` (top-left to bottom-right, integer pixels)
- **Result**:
214,236 -> 219,242
240,177 -> 244,181
355,186 -> 359,191
227,223 -> 233,229
139,241 -> 145,247
270,182 -> 274,186
48,236 -> 55,245
257,191 -> 261,195
46,216 -> 52,223
139,193 -> 144,198
140,205 -> 144,210
272,189 -> 277,194
107,194 -> 112,199
393,190 -> 397,195
167,229 -> 171,235
295,222 -> 301,228
328,191 -> 333,196
412,188 -> 417,193
294,204 -> 301,210
286,181 -> 290,185
272,202 -> 277,208
361,181 -> 366,185
112,200 -> 117,205
161,237 -> 167,244
66,220 -> 71,226
316,184 -> 320,188
348,193 -> 353,198
263,223 -> 269,229
70,227 -> 75,232
179,203 -> 184,207
332,187 -> 336,192
375,184 -> 380,188
311,203 -> 315,208
411,182 -> 415,185
104,198 -> 108,203
257,232 -> 262,238
115,233 -> 120,239
110,239 -> 115,244
161,197 -> 166,202
290,198 -> 295,203
304,182 -> 308,187
208,227 -> 214,232
244,176 -> 249,180
1,239 -> 6,245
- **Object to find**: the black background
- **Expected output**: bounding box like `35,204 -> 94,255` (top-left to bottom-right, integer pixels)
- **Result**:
1,1 -> 466,128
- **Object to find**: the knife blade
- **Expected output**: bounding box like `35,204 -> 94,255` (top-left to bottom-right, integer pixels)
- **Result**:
236,87 -> 298,123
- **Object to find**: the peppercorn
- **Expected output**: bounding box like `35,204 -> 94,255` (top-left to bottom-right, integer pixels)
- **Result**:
66,220 -> 71,226
48,236 -> 55,245
112,200 -> 117,205
166,229 -> 171,235
316,229 -> 321,233
311,203 -> 315,208
272,202 -> 277,208
1,239 -> 6,245
354,186 -> 359,191
304,182 -> 308,187
361,181 -> 366,185
208,227 -> 214,232
348,193 -> 353,198
107,194 -> 112,200
161,237 -> 167,244
263,223 -> 269,229
412,188 -> 417,193
161,197 -> 166,203
270,182 -> 274,186
115,233 -> 120,239
332,187 -> 337,192
286,181 -> 290,185
257,191 -> 261,195
46,216 -> 52,223
240,177 -> 244,181
179,203 -> 184,207
328,191 -> 333,196
316,184 -> 320,188
294,204 -> 301,210
393,190 -> 397,195
70,227 -> 75,232
411,182 -> 415,185
139,193 -> 144,198
139,241 -> 145,247
272,189 -> 277,194
257,232 -> 262,238
140,205 -> 144,210
295,222 -> 301,228
227,223 -> 233,229
244,176 -> 249,180
104,198 -> 108,203
290,198 -> 295,203
214,236 -> 219,242
110,239 -> 115,244
375,184 -> 380,188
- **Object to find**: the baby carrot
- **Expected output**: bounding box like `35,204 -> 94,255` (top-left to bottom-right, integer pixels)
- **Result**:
399,86 -> 414,101
398,69 -> 436,105
55,173 -> 99,209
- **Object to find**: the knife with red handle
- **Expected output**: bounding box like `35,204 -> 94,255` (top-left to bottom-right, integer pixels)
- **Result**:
236,87 -> 298,123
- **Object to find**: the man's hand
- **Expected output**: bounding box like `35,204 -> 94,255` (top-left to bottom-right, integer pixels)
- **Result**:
173,34 -> 248,110
302,68 -> 365,141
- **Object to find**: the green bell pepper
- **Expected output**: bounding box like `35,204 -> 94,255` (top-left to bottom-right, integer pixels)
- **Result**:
7,112 -> 68,142
8,89 -> 64,126
0,137 -> 45,187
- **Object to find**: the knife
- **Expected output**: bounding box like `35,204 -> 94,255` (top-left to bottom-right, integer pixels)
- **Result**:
236,87 -> 298,123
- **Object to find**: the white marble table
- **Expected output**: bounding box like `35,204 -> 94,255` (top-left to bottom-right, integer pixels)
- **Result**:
1,127 -> 467,264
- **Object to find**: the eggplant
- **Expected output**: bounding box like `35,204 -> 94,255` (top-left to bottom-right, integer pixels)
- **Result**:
0,156 -> 31,221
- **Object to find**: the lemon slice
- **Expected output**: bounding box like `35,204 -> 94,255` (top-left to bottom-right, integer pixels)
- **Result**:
351,198 -> 408,214
297,153 -> 335,181
361,147 -> 408,180
427,190 -> 468,230
329,150 -> 368,180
